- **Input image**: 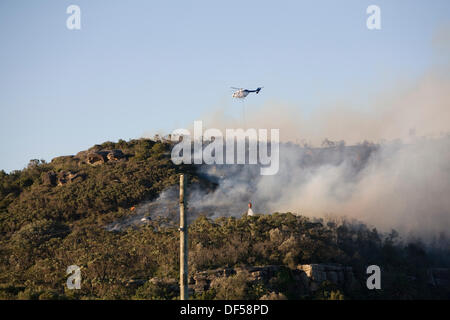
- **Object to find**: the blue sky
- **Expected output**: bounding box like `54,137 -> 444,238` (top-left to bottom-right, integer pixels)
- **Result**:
0,0 -> 449,172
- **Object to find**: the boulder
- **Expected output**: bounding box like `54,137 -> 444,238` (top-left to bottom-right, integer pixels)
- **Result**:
55,171 -> 84,186
107,149 -> 124,161
57,172 -> 67,186
87,151 -> 108,165
86,150 -> 124,165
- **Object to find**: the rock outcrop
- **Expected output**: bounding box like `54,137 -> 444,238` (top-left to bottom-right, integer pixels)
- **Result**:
87,151 -> 108,165
297,264 -> 356,291
190,264 -> 355,297
41,170 -> 85,187
107,149 -> 124,161
86,149 -> 124,165
56,171 -> 84,186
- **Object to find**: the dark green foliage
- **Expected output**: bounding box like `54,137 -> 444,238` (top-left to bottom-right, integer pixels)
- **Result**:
314,281 -> 345,300
1,139 -> 185,236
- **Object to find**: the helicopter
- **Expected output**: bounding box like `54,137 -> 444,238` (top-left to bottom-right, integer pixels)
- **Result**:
231,87 -> 263,99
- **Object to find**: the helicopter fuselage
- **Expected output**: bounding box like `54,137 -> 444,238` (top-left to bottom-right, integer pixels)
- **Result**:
232,89 -> 251,99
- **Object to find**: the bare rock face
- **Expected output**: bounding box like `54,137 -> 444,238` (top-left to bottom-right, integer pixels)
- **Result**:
132,264 -> 356,299
87,151 -> 108,165
191,265 -> 324,297
297,264 -> 356,291
298,264 -> 327,283
86,149 -> 124,165
52,148 -> 126,166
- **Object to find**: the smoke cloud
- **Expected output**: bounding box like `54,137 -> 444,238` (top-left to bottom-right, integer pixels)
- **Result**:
200,69 -> 450,146
183,67 -> 450,241
130,30 -> 450,241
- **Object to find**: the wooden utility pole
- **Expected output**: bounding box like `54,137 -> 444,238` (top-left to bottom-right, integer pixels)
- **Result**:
179,174 -> 188,300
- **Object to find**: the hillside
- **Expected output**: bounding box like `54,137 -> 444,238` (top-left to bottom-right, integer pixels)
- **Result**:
0,138 -> 449,300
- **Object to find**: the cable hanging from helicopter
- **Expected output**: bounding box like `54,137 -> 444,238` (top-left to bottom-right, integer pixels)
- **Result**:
231,86 -> 263,128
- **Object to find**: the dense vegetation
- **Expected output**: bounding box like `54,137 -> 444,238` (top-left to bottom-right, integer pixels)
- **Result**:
0,139 -> 449,300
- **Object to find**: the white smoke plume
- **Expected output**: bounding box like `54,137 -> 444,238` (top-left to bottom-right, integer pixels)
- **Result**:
182,68 -> 450,241
130,32 -> 450,242
200,69 -> 450,146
